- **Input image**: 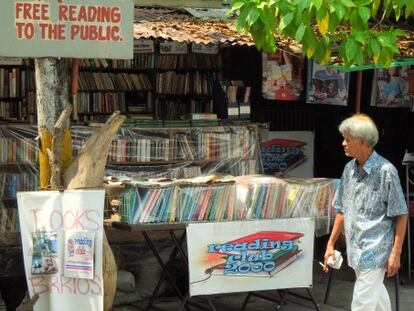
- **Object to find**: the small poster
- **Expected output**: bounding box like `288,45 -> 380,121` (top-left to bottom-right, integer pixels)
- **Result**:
260,130 -> 314,178
32,232 -> 59,275
64,231 -> 95,279
370,65 -> 414,108
306,61 -> 350,106
159,41 -> 188,54
262,51 -> 304,101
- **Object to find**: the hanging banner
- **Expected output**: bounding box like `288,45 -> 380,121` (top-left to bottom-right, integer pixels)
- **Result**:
306,61 -> 350,106
0,0 -> 134,59
262,51 -> 304,101
260,130 -> 314,178
187,218 -> 314,296
17,189 -> 105,311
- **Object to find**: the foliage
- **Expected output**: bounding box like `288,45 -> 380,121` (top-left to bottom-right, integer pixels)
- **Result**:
229,0 -> 414,67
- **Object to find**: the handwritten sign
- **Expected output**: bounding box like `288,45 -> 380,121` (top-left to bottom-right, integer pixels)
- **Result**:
17,190 -> 105,311
187,218 -> 314,296
0,0 -> 134,59
192,43 -> 219,54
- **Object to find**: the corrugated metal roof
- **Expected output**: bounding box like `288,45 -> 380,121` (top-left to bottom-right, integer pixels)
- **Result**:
134,7 -> 414,60
133,7 -> 255,46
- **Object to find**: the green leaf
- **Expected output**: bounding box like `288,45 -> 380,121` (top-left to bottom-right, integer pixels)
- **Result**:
370,39 -> 380,55
406,1 -> 414,18
340,0 -> 356,8
352,30 -> 366,44
376,34 -> 393,48
328,12 -> 340,32
345,38 -> 359,61
246,7 -> 261,26
333,3 -> 346,19
358,7 -> 371,23
278,12 -> 295,32
312,0 -> 323,10
354,48 -> 364,65
393,28 -> 406,37
350,11 -> 364,29
372,0 -> 380,16
231,1 -> 245,11
295,24 -> 306,42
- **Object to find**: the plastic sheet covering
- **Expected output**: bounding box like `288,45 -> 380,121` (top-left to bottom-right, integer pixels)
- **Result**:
0,125 -> 38,232
118,175 -> 338,237
72,124 -> 262,180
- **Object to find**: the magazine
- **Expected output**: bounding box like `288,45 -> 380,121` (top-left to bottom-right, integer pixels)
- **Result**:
370,66 -> 414,108
64,231 -> 95,279
262,51 -> 304,101
31,231 -> 59,275
306,61 -> 349,106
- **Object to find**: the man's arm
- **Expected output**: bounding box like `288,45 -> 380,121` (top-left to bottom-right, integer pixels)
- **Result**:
324,212 -> 344,272
387,214 -> 408,277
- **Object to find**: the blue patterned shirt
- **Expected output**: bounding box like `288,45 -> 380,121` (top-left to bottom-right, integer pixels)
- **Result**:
333,151 -> 407,270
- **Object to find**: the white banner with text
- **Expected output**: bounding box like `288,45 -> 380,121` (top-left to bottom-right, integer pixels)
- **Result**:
17,189 -> 105,311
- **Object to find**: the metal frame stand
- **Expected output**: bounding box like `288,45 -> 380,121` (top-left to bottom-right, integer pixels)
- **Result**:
112,222 -> 216,311
241,288 -> 321,311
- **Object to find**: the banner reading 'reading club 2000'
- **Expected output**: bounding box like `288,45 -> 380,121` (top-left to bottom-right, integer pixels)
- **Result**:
187,218 -> 314,296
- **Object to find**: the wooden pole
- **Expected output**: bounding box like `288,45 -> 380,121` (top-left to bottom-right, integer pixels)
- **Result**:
355,70 -> 363,113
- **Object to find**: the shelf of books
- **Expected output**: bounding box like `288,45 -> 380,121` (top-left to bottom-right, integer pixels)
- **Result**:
71,124 -> 260,179
118,175 -> 338,237
0,125 -> 39,232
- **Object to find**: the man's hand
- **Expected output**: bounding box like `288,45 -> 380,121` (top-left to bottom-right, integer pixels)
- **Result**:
387,251 -> 401,277
324,244 -> 335,273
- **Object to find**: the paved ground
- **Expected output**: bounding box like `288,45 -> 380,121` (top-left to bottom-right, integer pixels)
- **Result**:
117,263 -> 414,311
3,263 -> 413,310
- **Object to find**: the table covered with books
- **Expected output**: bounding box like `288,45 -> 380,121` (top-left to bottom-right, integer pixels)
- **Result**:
110,174 -> 338,310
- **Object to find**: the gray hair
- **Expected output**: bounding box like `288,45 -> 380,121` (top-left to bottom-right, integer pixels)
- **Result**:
339,114 -> 379,147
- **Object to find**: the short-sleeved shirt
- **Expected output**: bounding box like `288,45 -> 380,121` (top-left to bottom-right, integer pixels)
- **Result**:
333,151 -> 407,270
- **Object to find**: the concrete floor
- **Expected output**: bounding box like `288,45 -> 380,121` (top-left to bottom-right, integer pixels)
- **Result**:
117,263 -> 414,311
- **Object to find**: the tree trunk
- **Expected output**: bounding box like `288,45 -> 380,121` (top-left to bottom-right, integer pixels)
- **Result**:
35,58 -> 72,188
32,58 -> 121,311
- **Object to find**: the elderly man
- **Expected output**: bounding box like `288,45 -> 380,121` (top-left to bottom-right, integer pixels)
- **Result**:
324,113 -> 408,310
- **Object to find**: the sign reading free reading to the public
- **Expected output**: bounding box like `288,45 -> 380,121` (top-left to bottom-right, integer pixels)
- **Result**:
0,0 -> 134,59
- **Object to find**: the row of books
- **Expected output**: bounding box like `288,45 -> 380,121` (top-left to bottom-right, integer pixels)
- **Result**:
0,207 -> 18,232
0,136 -> 38,163
119,176 -> 337,232
0,68 -> 25,98
0,100 -> 26,120
78,72 -> 152,92
0,171 -> 39,199
155,71 -> 214,95
80,54 -> 156,69
156,54 -> 221,70
155,98 -> 214,120
77,92 -> 127,114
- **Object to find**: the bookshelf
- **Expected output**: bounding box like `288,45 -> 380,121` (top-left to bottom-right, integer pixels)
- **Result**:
71,123 -> 261,180
77,56 -> 155,122
0,57 -> 30,122
0,125 -> 39,232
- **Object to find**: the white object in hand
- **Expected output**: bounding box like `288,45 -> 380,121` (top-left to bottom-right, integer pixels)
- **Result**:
327,250 -> 343,269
